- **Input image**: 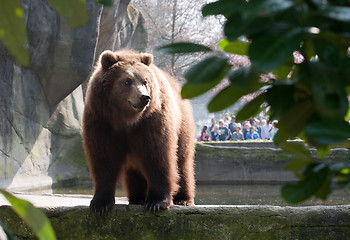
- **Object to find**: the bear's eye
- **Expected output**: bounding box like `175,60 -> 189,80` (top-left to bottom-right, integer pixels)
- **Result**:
125,80 -> 131,86
143,77 -> 149,86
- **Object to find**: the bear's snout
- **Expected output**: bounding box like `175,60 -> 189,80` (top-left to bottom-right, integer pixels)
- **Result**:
140,95 -> 151,106
128,94 -> 151,112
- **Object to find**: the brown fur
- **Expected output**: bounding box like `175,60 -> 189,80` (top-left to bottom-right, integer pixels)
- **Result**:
83,50 -> 196,213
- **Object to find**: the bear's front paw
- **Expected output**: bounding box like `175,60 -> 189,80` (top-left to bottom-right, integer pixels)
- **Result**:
90,194 -> 115,215
145,199 -> 171,212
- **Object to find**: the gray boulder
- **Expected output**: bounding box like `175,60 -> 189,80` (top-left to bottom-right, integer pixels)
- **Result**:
94,0 -> 148,60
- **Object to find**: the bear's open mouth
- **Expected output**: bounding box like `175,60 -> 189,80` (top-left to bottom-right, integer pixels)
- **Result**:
128,100 -> 148,111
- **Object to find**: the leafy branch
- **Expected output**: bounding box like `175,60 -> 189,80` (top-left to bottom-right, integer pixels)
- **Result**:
158,0 -> 350,203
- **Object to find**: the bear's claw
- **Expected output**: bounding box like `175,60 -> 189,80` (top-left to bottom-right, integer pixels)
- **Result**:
174,200 -> 194,206
90,195 -> 115,215
144,200 -> 170,212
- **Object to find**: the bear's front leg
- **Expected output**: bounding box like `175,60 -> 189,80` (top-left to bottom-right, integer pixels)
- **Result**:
83,119 -> 126,214
88,148 -> 126,214
90,188 -> 116,214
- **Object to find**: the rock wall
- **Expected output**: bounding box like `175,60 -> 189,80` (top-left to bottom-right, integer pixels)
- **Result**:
0,0 -> 147,191
94,0 -> 148,60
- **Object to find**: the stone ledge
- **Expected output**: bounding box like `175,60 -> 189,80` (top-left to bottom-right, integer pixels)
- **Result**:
1,203 -> 350,239
195,143 -> 350,184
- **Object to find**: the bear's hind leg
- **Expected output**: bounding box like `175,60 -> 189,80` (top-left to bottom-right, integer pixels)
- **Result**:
145,181 -> 173,212
142,143 -> 179,212
124,169 -> 147,205
173,128 -> 195,206
144,153 -> 180,212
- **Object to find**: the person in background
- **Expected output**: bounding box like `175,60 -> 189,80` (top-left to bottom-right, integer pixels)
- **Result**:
228,115 -> 237,135
218,120 -> 230,141
260,119 -> 272,140
224,112 -> 231,125
245,126 -> 260,140
231,123 -> 244,141
255,119 -> 261,138
242,121 -> 251,139
211,124 -> 220,141
270,120 -> 279,140
198,126 -> 209,141
209,118 -> 216,133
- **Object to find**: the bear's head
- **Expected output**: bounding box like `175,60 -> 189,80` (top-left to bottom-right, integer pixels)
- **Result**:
96,50 -> 160,122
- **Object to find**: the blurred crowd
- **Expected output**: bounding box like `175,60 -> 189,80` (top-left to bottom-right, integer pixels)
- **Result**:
198,113 -> 279,142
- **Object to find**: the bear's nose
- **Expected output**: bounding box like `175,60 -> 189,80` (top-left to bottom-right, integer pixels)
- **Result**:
140,95 -> 151,105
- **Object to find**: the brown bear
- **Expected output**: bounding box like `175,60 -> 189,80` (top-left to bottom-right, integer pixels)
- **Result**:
83,50 -> 196,214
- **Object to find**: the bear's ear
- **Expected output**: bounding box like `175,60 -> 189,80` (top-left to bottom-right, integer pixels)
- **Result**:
100,50 -> 119,69
141,53 -> 153,66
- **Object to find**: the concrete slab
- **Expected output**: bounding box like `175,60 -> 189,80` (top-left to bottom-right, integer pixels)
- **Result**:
0,193 -> 128,208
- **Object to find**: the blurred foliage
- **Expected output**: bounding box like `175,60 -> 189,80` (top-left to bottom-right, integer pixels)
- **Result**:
0,190 -> 57,240
159,0 -> 350,203
0,0 -> 112,67
0,0 -> 29,66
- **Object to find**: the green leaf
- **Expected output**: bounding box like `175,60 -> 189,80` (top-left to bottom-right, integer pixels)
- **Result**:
208,67 -> 264,112
157,42 -> 212,54
313,32 -> 345,68
224,15 -> 270,41
207,85 -> 242,112
249,25 -> 305,71
48,0 -> 87,27
274,100 -> 314,144
279,141 -> 311,158
96,0 -> 113,6
202,0 -> 244,17
265,82 -> 295,120
305,119 -> 350,145
319,5 -> 350,23
282,164 -> 330,203
223,0 -> 293,40
284,157 -> 314,174
316,145 -> 330,158
242,0 -> 294,20
340,168 -> 350,175
184,56 -> 231,85
228,67 -> 261,89
0,190 -> 57,240
273,63 -> 293,79
345,102 -> 350,122
0,0 -> 29,67
307,63 -> 348,120
314,177 -> 330,200
181,81 -> 220,99
218,39 -> 249,55
304,39 -> 317,60
181,56 -> 231,99
236,93 -> 266,121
